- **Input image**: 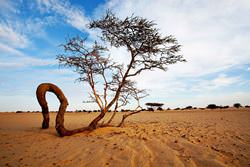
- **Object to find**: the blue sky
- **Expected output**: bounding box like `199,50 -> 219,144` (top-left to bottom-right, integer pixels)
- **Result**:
0,0 -> 250,112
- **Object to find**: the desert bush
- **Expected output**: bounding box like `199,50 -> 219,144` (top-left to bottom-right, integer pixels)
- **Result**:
245,105 -> 250,108
157,107 -> 163,110
185,106 -> 193,110
223,105 -> 229,109
16,111 -> 23,113
206,104 -> 219,109
174,107 -> 180,110
148,108 -> 154,111
233,103 -> 241,108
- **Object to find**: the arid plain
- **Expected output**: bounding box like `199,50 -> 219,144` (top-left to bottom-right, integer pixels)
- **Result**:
0,108 -> 250,167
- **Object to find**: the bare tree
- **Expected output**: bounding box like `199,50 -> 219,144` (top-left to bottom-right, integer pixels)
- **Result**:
58,11 -> 185,129
37,11 -> 185,136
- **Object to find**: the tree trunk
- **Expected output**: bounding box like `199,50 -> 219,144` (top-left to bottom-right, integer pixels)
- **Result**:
36,83 -> 90,137
88,110 -> 106,129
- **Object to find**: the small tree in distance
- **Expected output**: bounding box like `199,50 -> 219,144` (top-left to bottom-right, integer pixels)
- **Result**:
145,102 -> 164,111
233,103 -> 241,108
56,11 -> 185,133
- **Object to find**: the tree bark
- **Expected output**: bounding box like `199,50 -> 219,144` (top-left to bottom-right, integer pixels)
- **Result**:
36,83 -> 90,137
88,110 -> 106,129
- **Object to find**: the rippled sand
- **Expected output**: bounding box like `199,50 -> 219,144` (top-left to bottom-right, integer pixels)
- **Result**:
0,109 -> 250,167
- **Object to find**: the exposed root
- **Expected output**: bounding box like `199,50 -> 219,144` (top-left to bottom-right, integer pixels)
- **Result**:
36,83 -> 91,137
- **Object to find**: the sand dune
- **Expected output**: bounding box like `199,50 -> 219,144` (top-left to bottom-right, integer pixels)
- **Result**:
0,109 -> 250,167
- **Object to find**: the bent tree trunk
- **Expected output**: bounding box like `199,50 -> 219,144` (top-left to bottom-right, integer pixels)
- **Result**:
36,83 -> 90,137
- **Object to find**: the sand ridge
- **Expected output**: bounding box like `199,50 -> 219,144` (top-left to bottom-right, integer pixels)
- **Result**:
0,109 -> 250,167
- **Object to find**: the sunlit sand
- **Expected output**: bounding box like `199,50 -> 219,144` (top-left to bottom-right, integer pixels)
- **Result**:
0,108 -> 249,167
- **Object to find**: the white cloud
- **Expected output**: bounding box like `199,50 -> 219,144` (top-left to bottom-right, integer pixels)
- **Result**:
0,43 -> 56,68
0,43 -> 24,56
191,74 -> 241,91
96,0 -> 250,77
0,22 -> 30,48
36,0 -> 90,32
0,0 -> 19,14
89,0 -> 250,108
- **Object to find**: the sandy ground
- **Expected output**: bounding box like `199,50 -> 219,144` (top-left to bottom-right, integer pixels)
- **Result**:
0,109 -> 250,167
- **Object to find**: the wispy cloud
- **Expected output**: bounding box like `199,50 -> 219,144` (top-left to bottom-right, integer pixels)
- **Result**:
0,0 -> 19,14
0,43 -> 56,68
36,0 -> 90,32
97,0 -> 250,77
0,22 -> 30,48
0,0 -> 249,111
191,74 -> 241,91
0,43 -> 24,56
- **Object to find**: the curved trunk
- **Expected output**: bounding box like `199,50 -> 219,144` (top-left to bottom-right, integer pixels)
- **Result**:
88,110 -> 106,129
36,83 -> 90,137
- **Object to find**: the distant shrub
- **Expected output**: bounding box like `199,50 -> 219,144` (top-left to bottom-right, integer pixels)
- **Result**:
206,104 -> 219,109
174,107 -> 180,110
223,105 -> 229,109
157,107 -> 163,111
16,111 -> 23,113
193,107 -> 197,109
167,108 -> 171,110
148,108 -> 154,111
245,105 -> 250,108
233,103 -> 241,108
185,106 -> 193,110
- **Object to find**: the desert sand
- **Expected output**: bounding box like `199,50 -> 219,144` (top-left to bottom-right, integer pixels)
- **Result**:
0,108 -> 250,167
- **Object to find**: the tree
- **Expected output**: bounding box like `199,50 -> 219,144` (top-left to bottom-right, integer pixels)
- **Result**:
37,11 -> 185,136
233,103 -> 241,108
145,102 -> 164,111
206,104 -> 219,109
